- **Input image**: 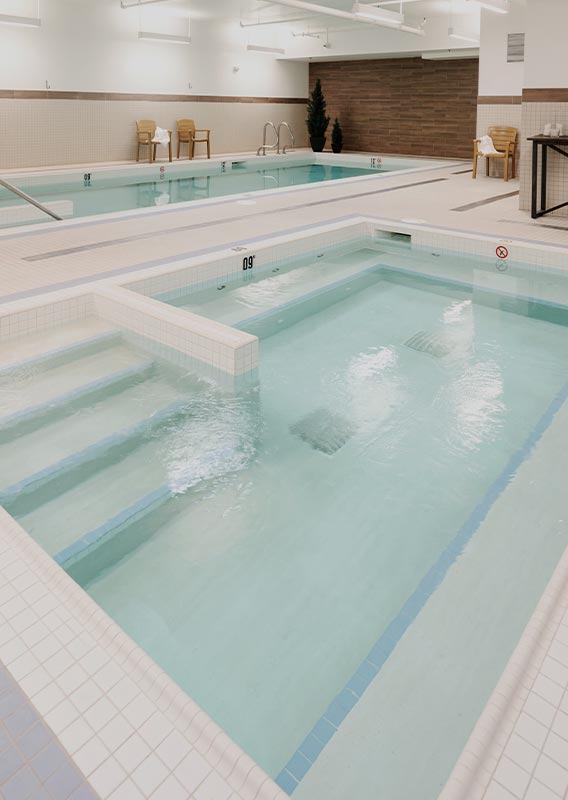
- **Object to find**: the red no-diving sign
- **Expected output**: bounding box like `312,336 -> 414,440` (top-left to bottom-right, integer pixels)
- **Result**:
496,246 -> 509,259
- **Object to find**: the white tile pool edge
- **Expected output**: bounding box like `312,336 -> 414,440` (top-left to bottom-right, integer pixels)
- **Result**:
0,507 -> 287,800
441,543 -> 568,800
0,217 -> 568,799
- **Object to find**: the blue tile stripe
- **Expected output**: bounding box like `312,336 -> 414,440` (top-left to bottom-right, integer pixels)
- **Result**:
55,483 -> 172,568
0,330 -> 120,378
0,398 -> 188,507
276,375 -> 568,794
0,359 -> 154,434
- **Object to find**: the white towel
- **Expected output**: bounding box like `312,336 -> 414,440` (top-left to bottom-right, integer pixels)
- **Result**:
152,127 -> 170,146
478,135 -> 499,155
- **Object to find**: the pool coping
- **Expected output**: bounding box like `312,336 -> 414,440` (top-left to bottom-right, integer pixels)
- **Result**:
0,217 -> 568,799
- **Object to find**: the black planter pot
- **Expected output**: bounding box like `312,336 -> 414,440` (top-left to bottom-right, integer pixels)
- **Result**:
331,144 -> 343,154
310,136 -> 326,152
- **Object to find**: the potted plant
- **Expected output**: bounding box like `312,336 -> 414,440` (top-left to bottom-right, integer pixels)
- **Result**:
306,78 -> 330,152
331,118 -> 343,154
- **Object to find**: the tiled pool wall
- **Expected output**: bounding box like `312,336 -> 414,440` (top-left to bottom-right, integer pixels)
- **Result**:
1,216 -> 568,800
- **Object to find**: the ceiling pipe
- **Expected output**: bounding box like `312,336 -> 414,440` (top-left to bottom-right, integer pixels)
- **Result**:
268,0 -> 425,35
240,15 -> 312,27
120,0 -> 170,8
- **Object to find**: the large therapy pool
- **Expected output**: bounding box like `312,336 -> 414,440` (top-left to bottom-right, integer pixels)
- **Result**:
0,154 -> 447,229
2,237 -> 567,798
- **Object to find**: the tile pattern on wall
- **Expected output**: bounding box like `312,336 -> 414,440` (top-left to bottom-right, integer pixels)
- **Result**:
308,57 -> 479,159
0,99 -> 308,169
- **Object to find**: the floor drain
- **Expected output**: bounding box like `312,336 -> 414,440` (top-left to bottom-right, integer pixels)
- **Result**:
404,330 -> 456,359
290,408 -> 355,455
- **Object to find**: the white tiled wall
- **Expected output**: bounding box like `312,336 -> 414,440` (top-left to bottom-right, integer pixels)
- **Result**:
0,99 -> 308,169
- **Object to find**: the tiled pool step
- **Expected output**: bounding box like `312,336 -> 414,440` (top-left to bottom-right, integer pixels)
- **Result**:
0,396 -> 189,511
0,358 -> 154,440
0,322 -> 119,376
58,483 -> 172,570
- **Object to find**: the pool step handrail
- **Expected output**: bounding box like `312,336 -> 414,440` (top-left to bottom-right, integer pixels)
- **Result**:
0,177 -> 63,222
256,122 -> 279,156
278,122 -> 296,154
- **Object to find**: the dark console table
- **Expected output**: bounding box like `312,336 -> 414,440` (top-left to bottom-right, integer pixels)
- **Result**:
528,135 -> 568,218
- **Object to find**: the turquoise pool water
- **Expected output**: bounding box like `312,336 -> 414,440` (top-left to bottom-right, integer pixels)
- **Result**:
2,241 -> 568,798
0,159 -> 407,229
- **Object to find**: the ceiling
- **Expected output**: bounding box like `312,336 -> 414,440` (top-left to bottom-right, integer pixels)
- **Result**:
187,0 -> 498,27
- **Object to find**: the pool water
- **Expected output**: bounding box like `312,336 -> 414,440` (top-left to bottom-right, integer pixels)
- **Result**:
2,243 -> 568,799
0,160 -> 398,228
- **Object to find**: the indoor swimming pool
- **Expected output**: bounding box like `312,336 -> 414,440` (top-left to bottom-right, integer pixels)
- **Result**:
2,239 -> 568,799
0,154 -> 446,229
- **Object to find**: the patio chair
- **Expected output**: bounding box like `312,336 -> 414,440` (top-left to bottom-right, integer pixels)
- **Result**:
177,119 -> 211,159
473,126 -> 518,181
136,120 -> 172,163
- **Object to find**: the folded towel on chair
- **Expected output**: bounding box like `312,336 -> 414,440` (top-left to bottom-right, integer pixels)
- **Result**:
152,127 -> 170,146
478,135 -> 499,155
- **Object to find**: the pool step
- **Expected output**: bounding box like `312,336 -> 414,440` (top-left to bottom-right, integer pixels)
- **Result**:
0,382 -> 190,511
238,265 -> 385,339
0,355 -> 154,440
0,320 -> 119,377
19,437 -> 175,557
57,484 -> 172,569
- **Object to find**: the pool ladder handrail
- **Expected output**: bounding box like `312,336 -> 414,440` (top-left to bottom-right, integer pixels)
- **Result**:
277,122 -> 296,154
257,122 -> 279,156
0,177 -> 63,222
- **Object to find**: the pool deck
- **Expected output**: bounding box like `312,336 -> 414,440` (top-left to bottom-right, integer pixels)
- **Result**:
1,150 -> 568,800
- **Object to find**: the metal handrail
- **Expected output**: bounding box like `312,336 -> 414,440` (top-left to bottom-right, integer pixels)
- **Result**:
278,122 -> 296,154
0,177 -> 62,221
257,122 -> 279,156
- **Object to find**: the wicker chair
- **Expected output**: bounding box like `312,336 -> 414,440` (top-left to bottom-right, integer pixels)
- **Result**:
473,126 -> 518,181
136,120 -> 172,163
177,119 -> 211,159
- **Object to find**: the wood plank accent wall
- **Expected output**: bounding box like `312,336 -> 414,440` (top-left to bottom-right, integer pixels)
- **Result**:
309,57 -> 479,159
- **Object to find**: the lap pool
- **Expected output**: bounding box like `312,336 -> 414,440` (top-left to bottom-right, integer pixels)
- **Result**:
2,236 -> 567,798
0,153 -> 448,229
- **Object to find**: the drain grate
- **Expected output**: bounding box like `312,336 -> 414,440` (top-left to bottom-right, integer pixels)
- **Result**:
404,330 -> 456,359
290,408 -> 355,455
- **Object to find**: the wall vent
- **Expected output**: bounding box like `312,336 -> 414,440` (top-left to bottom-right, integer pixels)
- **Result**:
507,33 -> 525,63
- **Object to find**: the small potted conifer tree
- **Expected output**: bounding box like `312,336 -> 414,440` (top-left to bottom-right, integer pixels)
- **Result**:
331,118 -> 343,153
306,78 -> 330,152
